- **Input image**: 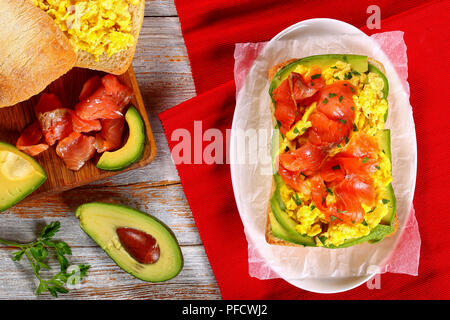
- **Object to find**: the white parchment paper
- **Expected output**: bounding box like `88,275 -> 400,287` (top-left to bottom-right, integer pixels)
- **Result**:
231,31 -> 420,280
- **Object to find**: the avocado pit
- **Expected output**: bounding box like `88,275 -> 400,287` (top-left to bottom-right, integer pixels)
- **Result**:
116,227 -> 160,264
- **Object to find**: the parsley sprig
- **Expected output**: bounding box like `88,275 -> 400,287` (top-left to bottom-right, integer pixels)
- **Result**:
0,221 -> 90,297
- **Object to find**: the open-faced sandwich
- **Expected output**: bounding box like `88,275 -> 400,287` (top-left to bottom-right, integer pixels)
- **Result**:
266,54 -> 397,248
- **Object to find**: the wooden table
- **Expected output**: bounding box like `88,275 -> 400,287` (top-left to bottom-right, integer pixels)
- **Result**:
0,0 -> 222,300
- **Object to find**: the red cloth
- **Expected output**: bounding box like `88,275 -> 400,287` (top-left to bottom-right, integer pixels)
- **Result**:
159,0 -> 450,299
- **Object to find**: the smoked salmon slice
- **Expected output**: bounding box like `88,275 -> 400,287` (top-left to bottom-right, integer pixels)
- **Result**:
75,75 -> 133,121
79,75 -> 102,101
272,77 -> 297,135
333,174 -> 376,224
309,174 -> 328,212
56,132 -> 96,171
102,74 -> 134,109
290,72 -> 318,103
308,112 -> 350,146
339,132 -> 379,158
16,121 -> 49,156
34,93 -> 63,117
278,142 -> 324,176
69,110 -> 102,133
316,81 -> 355,122
38,108 -> 73,146
94,118 -> 125,153
278,162 -> 310,195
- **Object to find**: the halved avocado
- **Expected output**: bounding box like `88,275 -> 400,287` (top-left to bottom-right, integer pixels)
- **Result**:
76,202 -> 183,282
0,142 -> 47,212
97,106 -> 145,171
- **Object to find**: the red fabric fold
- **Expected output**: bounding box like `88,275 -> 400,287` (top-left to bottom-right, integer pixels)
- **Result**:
160,0 -> 450,299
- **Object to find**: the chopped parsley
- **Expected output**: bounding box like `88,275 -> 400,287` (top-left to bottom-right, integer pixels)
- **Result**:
382,198 -> 390,204
339,95 -> 343,103
330,215 -> 341,222
311,74 -> 322,80
375,165 -> 381,170
329,93 -> 337,98
344,136 -> 349,143
293,127 -> 300,134
330,66 -> 337,69
337,144 -> 342,148
353,123 -> 358,131
339,119 -> 347,125
323,98 -> 329,104
337,210 -> 347,214
293,193 -> 303,206
351,106 -> 355,110
350,86 -> 355,93
362,157 -> 369,163
352,70 -> 361,76
311,205 -> 316,210
332,165 -> 341,170
344,72 -> 353,80
362,220 -> 368,226
326,188 -> 333,195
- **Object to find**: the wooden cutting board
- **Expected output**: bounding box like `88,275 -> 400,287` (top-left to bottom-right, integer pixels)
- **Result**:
0,67 -> 157,197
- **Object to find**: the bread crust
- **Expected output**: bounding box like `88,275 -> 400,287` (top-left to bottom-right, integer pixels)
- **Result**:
0,0 -> 76,108
265,57 -> 396,247
73,0 -> 146,75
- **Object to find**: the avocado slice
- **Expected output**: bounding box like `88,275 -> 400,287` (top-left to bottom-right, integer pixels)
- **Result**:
76,202 -> 183,282
368,62 -> 389,99
97,106 -> 145,171
0,142 -> 47,212
375,129 -> 396,226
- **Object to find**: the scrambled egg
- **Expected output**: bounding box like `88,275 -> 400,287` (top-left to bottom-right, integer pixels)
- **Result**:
278,61 -> 393,247
33,0 -> 139,59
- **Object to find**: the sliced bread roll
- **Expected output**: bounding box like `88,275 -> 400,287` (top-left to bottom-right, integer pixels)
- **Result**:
0,0 -> 77,108
74,0 -> 146,75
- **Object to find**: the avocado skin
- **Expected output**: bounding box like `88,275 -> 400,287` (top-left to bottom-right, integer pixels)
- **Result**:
97,106 -> 145,171
0,142 -> 47,212
268,54 -> 396,248
76,202 -> 183,282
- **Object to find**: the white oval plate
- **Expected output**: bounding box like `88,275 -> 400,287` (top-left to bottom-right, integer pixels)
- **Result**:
230,19 -> 417,294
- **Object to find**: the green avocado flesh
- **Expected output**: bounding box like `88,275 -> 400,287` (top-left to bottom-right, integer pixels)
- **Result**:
0,142 -> 47,212
97,106 -> 145,171
76,202 -> 183,282
368,63 -> 389,99
268,54 -> 396,248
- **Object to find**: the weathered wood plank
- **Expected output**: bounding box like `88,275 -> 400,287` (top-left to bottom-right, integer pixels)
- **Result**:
1,183 -> 201,246
145,0 -> 177,17
0,246 -> 221,300
132,17 -> 197,119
